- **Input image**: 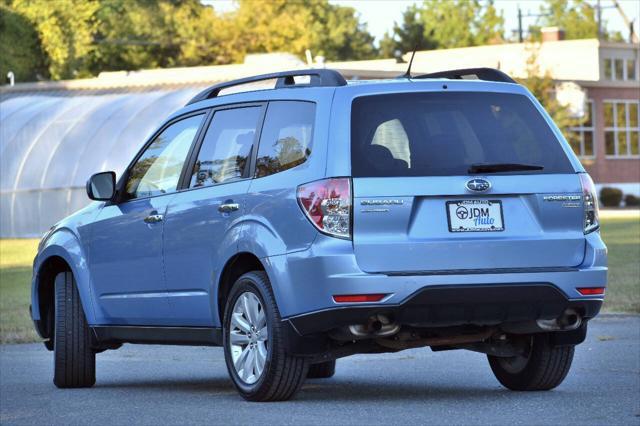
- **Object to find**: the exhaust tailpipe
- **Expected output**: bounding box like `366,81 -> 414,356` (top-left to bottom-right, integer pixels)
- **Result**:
349,314 -> 399,337
537,308 -> 582,331
330,314 -> 400,340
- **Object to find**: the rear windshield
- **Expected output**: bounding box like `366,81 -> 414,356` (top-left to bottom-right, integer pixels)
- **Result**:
351,92 -> 574,177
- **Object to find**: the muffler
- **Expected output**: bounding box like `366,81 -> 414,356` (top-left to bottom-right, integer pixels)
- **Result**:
536,308 -> 582,331
330,314 -> 400,341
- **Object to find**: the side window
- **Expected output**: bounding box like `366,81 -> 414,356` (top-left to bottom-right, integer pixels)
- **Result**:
255,101 -> 315,178
125,114 -> 204,199
190,106 -> 262,188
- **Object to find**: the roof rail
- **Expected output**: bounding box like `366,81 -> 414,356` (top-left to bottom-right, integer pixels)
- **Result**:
413,67 -> 516,84
186,69 -> 347,105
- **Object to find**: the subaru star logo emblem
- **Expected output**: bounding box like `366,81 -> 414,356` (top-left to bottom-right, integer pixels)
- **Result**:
466,178 -> 491,192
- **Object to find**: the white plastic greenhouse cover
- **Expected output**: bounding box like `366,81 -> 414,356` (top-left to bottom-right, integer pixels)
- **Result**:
0,88 -> 201,237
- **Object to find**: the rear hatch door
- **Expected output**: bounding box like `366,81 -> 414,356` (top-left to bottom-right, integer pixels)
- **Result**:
350,91 -> 585,273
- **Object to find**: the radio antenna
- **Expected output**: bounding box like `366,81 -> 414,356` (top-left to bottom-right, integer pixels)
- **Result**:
400,47 -> 417,79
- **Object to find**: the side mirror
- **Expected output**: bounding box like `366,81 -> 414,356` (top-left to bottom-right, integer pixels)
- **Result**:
86,171 -> 116,201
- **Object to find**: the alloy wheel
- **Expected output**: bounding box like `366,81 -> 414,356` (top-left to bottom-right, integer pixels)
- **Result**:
229,292 -> 268,384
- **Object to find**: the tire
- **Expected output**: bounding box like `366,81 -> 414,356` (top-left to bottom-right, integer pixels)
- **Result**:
488,333 -> 574,391
223,271 -> 308,401
307,360 -> 336,379
53,271 -> 96,388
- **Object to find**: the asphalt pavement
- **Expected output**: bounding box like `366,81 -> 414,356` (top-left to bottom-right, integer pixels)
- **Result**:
1,315 -> 639,425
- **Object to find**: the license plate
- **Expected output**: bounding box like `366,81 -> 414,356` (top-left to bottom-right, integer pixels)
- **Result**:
447,200 -> 504,232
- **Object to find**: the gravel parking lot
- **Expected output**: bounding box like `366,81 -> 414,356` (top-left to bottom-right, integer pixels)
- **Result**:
1,315 -> 639,425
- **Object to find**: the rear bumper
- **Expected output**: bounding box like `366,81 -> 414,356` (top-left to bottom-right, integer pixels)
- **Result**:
265,232 -> 607,324
286,283 -> 602,336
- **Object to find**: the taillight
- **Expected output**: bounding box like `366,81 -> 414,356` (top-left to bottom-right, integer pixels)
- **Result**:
579,173 -> 599,234
297,178 -> 352,239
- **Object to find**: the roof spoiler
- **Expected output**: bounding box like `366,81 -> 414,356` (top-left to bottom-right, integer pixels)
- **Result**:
186,69 -> 347,106
414,67 -> 516,84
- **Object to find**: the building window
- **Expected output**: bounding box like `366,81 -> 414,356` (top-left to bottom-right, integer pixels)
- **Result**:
568,100 -> 595,158
627,59 -> 637,81
615,59 -> 624,80
604,100 -> 640,157
603,57 -> 638,81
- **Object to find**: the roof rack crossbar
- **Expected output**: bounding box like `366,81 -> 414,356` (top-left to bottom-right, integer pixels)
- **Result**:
186,68 -> 347,105
413,67 -> 516,84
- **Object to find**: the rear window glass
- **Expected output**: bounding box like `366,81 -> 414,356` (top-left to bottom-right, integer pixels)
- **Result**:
351,92 -> 574,177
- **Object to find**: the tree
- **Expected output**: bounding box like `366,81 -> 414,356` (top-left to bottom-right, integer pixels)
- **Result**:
517,46 -> 582,144
530,0 -> 621,41
379,5 -> 437,58
0,4 -> 47,82
1,0 -> 377,81
6,0 -> 99,79
89,0 -> 226,73
419,0 -> 504,48
314,2 -> 376,61
378,31 -> 397,59
380,5 -> 438,58
384,0 -> 504,56
220,0 -> 376,63
537,0 -> 598,40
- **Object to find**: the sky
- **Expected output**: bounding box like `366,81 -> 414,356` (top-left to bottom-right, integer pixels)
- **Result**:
206,0 -> 640,45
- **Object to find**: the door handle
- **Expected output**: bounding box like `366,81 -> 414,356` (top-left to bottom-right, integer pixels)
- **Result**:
218,203 -> 240,213
143,214 -> 164,224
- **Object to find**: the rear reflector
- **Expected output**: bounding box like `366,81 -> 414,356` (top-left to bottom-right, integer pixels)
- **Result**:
333,294 -> 387,303
576,287 -> 605,296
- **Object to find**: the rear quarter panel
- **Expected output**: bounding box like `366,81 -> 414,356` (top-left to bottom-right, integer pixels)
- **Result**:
239,88 -> 336,259
236,89 -> 335,315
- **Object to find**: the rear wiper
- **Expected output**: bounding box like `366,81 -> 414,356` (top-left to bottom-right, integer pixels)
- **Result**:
468,163 -> 544,174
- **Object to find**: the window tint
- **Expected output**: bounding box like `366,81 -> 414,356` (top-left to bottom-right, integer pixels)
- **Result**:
190,107 -> 262,187
351,92 -> 574,177
255,101 -> 315,178
126,114 -> 204,199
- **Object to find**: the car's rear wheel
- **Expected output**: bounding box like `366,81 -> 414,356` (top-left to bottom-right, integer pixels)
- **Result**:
307,360 -> 336,379
488,333 -> 574,391
53,271 -> 96,388
223,271 -> 308,401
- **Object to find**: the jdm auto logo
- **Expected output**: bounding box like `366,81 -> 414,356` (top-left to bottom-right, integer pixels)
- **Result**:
466,178 -> 491,192
455,205 -> 470,219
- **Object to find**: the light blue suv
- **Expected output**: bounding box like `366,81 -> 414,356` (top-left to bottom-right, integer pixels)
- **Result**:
31,68 -> 607,401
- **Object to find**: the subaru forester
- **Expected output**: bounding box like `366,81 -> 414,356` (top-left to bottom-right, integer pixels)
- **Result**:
31,68 -> 607,401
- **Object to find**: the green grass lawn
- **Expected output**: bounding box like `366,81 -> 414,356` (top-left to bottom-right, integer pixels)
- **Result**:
0,238 -> 40,344
599,217 -> 640,313
1,217 -> 638,344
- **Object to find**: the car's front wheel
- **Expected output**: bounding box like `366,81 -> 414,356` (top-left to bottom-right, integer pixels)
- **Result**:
53,271 -> 96,388
223,271 -> 308,401
488,333 -> 574,391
